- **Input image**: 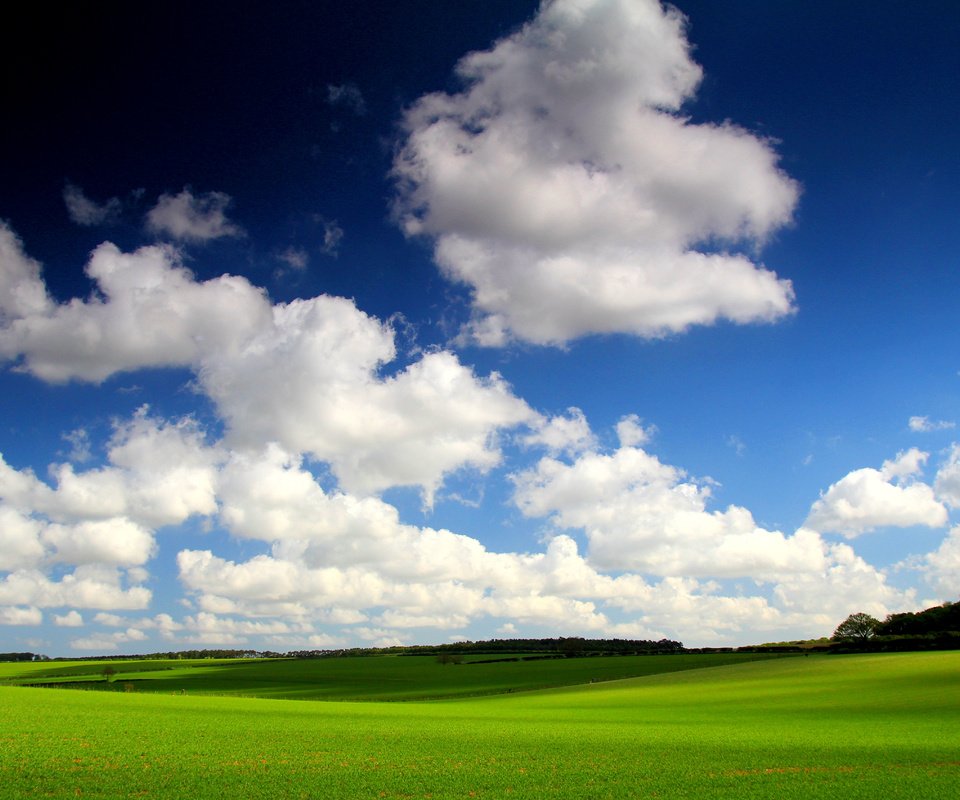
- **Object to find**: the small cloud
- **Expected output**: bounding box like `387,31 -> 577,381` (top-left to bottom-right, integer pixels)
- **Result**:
326,83 -> 366,116
0,606 -> 42,626
352,627 -> 404,648
524,407 -> 595,455
70,637 -> 118,651
909,415 -> 955,433
63,183 -> 122,226
61,427 -> 92,463
126,566 -> 149,585
277,246 -> 309,271
618,415 -> 656,448
805,449 -> 947,537
54,610 -> 84,627
881,448 -> 928,483
442,487 -> 485,509
726,435 -> 747,457
317,217 -> 344,257
146,189 -> 245,242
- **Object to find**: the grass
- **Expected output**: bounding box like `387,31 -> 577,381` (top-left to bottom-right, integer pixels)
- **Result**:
1,652 -> 957,798
0,652 -> 790,700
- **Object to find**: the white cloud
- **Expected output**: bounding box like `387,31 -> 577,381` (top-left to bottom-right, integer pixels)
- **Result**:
522,407 -> 595,455
0,241 -> 271,382
319,218 -> 344,256
177,548 -> 487,619
0,415 -> 192,617
920,525 -> 960,597
130,567 -> 153,585
42,518 -> 156,567
393,0 -> 798,345
171,433 -> 910,646
616,414 -> 656,447
54,610 -> 84,627
0,231 -> 533,501
92,612 -> 183,638
61,428 -> 92,463
908,415 -> 955,432
726,435 -> 747,457
0,410 -> 219,533
149,613 -> 184,636
1,216 -> 939,647
484,593 -> 608,632
374,610 -> 470,630
934,443 -> 960,509
0,605 -> 42,626
0,506 -> 45,570
352,627 -> 405,648
512,444 -> 826,579
772,540 -> 914,623
70,636 -> 119,651
0,221 -> 52,322
0,566 -> 150,610
805,449 -> 948,537
63,183 -> 122,227
152,401 -> 928,645
183,611 -> 296,641
259,632 -> 345,650
277,246 -> 309,271
201,304 -> 534,501
880,448 -> 929,482
145,189 -> 244,242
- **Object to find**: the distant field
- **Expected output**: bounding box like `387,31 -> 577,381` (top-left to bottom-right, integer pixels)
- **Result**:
1,652 -> 957,798
0,651 -> 789,701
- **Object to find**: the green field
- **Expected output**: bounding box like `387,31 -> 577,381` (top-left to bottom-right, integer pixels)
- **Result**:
0,651 -> 786,700
1,652 -> 957,798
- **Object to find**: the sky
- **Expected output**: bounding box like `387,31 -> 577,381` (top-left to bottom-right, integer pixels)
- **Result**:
1,0 -> 958,656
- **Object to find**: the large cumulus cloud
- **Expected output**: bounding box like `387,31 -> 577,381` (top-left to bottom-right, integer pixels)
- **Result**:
393,0 -> 798,345
0,231 -> 533,502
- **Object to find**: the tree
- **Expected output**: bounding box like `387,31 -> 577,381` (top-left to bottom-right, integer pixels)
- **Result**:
558,637 -> 585,658
876,601 -> 960,636
101,665 -> 117,682
832,612 -> 881,641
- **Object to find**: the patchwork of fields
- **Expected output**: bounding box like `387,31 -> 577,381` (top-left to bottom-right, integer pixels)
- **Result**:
1,652 -> 958,798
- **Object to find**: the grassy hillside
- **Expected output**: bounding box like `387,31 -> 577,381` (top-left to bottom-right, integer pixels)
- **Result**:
2,652 -> 957,798
0,652 -> 790,701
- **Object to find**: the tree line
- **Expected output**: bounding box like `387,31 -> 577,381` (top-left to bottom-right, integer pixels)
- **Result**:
831,601 -> 960,651
0,652 -> 46,662
290,637 -> 685,659
4,638 -> 685,663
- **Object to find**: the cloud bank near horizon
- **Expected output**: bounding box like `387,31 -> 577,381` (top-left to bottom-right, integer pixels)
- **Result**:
0,220 -> 956,650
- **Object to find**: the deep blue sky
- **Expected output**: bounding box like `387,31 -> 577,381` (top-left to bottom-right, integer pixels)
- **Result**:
1,1 -> 958,655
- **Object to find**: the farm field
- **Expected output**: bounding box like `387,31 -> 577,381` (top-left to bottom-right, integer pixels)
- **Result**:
1,652 -> 957,798
0,651 -> 788,701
